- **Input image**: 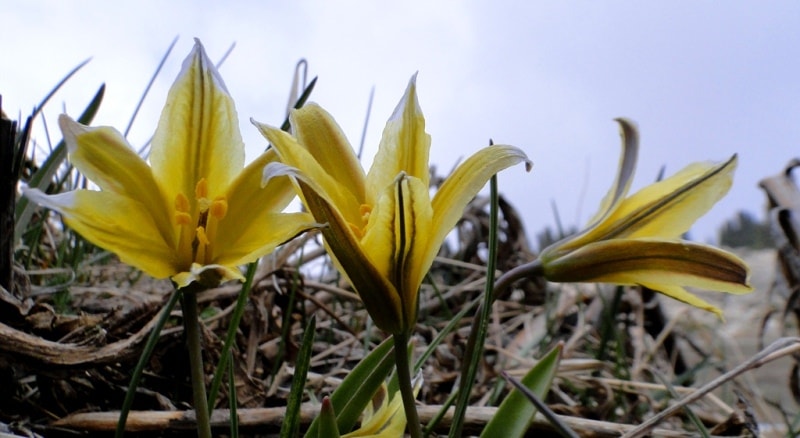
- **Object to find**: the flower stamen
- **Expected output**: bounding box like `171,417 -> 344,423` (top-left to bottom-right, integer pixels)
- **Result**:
175,193 -> 192,225
174,178 -> 229,268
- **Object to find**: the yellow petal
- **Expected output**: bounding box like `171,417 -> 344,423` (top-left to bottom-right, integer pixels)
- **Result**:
605,155 -> 737,240
362,174 -> 433,330
288,103 -> 367,203
172,263 -> 244,289
581,119 -> 639,233
427,144 -> 531,271
252,121 -> 365,227
58,115 -> 174,245
342,389 -> 405,437
232,148 -> 297,215
213,212 -> 318,267
639,283 -> 723,319
543,238 -> 752,296
366,74 -> 431,203
295,176 -> 404,334
23,189 -> 177,279
150,39 -> 245,206
213,148 -> 318,266
342,379 -> 421,438
549,119 -> 641,255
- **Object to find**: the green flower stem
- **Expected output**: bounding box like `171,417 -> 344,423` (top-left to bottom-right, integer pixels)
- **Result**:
181,287 -> 212,438
491,259 -> 543,302
392,331 -> 422,438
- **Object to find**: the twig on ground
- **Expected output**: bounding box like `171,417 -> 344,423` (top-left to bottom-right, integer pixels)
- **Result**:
622,336 -> 800,438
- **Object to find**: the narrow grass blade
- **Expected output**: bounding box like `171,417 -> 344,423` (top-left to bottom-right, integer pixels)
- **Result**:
414,296 -> 478,373
115,290 -> 181,438
652,370 -> 710,438
124,36 -> 177,137
285,59 -> 308,117
356,86 -> 374,160
449,170 -> 500,437
423,389 -> 457,437
482,343 -> 564,438
304,336 -> 395,437
31,59 -> 91,122
386,295 -> 479,398
280,77 -> 318,132
208,262 -> 257,409
281,315 -> 317,438
15,84 -> 105,242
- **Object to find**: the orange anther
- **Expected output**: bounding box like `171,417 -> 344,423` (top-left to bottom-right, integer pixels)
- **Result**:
210,197 -> 228,219
195,178 -> 209,199
175,212 -> 192,226
175,193 -> 190,213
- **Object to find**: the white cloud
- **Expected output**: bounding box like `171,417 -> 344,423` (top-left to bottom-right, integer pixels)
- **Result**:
6,1 -> 799,245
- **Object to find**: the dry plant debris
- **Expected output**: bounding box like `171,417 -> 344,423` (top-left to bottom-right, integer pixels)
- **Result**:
2,176 -> 797,437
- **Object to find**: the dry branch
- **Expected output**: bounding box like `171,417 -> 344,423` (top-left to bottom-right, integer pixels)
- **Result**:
54,404 -> 705,437
0,300 -> 164,369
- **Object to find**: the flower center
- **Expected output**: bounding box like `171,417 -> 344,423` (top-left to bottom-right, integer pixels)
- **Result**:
174,178 -> 228,266
349,203 -> 373,239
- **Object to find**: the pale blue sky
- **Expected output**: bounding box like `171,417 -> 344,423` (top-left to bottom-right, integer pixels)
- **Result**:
6,1 -> 800,245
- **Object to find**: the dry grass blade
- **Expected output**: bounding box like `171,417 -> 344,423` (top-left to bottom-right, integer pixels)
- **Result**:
623,337 -> 800,438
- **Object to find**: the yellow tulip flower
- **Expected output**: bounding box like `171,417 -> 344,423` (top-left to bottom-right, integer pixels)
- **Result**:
24,40 -> 318,288
342,381 -> 419,438
539,119 -> 752,317
253,75 -> 531,334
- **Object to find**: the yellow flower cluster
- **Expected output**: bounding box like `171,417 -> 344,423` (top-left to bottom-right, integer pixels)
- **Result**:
23,38 -> 754,438
25,39 -> 752,329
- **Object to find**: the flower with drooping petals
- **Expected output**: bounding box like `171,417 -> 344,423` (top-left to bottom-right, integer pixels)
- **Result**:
539,119 -> 752,317
24,40 -> 318,288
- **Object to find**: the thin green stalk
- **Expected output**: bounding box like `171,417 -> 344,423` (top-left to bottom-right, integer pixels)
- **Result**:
281,315 -> 316,438
392,331 -> 422,438
426,272 -> 453,320
182,288 -> 212,438
274,267 -> 300,376
448,173 -> 500,437
414,296 -> 478,373
596,285 -> 624,365
115,290 -> 181,437
125,36 -> 177,138
424,389 -> 458,436
228,350 -> 239,438
208,262 -> 258,409
651,370 -> 709,438
449,174 -> 547,437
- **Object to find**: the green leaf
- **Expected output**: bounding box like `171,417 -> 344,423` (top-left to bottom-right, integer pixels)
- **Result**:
281,315 -> 317,438
317,397 -> 341,438
481,343 -> 562,438
304,336 -> 395,437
